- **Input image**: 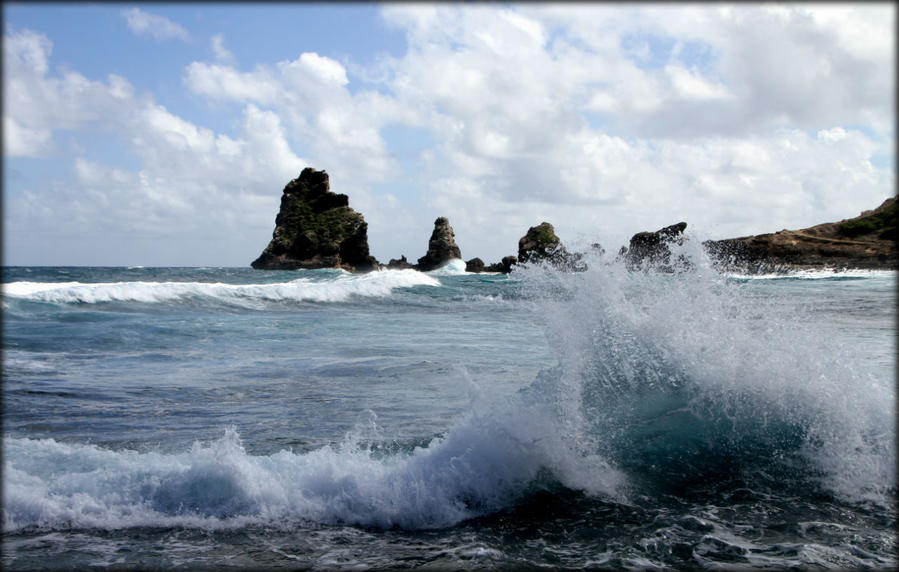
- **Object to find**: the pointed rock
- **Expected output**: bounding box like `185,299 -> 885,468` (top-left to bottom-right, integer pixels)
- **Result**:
415,217 -> 462,271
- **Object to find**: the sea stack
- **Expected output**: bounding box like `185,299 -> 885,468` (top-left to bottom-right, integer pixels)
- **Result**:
251,168 -> 378,272
415,217 -> 462,271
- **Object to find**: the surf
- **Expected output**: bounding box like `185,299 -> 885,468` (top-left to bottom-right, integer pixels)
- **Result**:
1,270 -> 440,306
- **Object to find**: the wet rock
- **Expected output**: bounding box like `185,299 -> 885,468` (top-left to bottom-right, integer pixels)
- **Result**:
483,256 -> 517,273
518,222 -> 562,263
387,255 -> 414,270
465,258 -> 485,273
518,222 -> 587,271
624,222 -> 688,271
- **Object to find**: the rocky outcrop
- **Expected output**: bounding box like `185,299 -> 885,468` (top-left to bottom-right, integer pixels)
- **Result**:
487,256 -> 518,273
518,222 -> 586,271
386,255 -> 414,270
704,197 -> 897,272
415,217 -> 462,271
251,168 -> 378,272
518,222 -> 561,263
465,258 -> 485,273
621,222 -> 689,271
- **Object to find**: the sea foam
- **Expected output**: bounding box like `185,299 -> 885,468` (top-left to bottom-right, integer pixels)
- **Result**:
3,392 -> 624,532
2,270 -> 440,306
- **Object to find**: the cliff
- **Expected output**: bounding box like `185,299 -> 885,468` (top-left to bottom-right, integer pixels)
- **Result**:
251,168 -> 378,272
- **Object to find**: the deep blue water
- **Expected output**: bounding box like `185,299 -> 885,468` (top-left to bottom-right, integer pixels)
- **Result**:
2,255 -> 896,569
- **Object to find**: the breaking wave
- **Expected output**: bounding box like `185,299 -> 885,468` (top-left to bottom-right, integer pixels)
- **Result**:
1,270 -> 439,306
4,250 -> 893,534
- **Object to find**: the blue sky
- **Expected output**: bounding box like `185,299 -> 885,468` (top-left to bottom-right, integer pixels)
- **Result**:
3,3 -> 895,266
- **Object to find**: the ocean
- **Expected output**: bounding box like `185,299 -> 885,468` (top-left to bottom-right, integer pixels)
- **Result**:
2,248 -> 896,570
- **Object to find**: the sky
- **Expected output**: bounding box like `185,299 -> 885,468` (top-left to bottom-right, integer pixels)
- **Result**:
3,3 -> 895,267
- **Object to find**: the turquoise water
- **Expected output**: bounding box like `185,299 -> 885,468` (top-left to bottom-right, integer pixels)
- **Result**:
2,255 -> 896,569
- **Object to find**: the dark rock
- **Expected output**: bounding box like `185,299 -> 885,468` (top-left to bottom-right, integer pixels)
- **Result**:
704,197 -> 897,272
518,222 -> 587,271
624,222 -> 689,271
251,168 -> 378,272
485,256 -> 518,274
387,255 -> 414,270
415,217 -> 462,271
518,222 -> 561,263
465,257 -> 485,273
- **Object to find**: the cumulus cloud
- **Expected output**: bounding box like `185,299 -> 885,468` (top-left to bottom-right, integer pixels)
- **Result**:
3,26 -> 309,265
122,7 -> 189,42
4,3 -> 895,265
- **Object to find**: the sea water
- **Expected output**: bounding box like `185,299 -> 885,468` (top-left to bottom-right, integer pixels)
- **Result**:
2,251 -> 895,569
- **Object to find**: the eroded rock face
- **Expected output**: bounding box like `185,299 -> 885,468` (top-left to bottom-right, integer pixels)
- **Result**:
415,217 -> 462,271
704,197 -> 897,272
623,222 -> 688,271
251,168 -> 378,272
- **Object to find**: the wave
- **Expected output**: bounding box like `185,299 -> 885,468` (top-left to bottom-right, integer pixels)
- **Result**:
3,398 -> 625,532
4,252 -> 893,533
516,250 -> 895,504
425,259 -> 469,276
726,268 -> 897,280
1,270 -> 440,306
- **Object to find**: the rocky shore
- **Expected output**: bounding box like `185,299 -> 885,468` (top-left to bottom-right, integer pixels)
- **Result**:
252,168 -> 896,273
703,197 -> 897,272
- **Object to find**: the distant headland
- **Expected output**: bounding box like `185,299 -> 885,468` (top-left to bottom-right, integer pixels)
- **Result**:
252,168 -> 897,273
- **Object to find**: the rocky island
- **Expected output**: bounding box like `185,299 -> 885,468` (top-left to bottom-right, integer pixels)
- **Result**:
251,168 -> 378,272
252,168 -> 895,274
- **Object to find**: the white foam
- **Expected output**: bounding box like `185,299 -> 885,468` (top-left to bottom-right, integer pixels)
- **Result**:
425,259 -> 469,276
2,270 -> 440,305
726,268 -> 897,280
3,395 -> 625,532
516,249 -> 896,504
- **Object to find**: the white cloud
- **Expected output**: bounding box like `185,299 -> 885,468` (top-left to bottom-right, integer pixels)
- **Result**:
4,3 -> 895,265
665,64 -> 732,101
122,7 -> 189,42
3,116 -> 53,157
211,33 -> 235,63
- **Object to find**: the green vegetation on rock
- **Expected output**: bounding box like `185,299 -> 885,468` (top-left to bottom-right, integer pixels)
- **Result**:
839,199 -> 898,239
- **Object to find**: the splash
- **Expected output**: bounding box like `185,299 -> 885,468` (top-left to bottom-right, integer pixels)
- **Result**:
514,240 -> 895,503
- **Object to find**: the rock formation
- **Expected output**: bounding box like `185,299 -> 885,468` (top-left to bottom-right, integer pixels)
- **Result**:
517,222 -> 586,271
251,168 -> 378,272
518,222 -> 561,263
386,255 -> 414,270
487,256 -> 518,273
415,217 -> 462,271
621,222 -> 689,271
465,258 -> 485,273
704,197 -> 897,272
